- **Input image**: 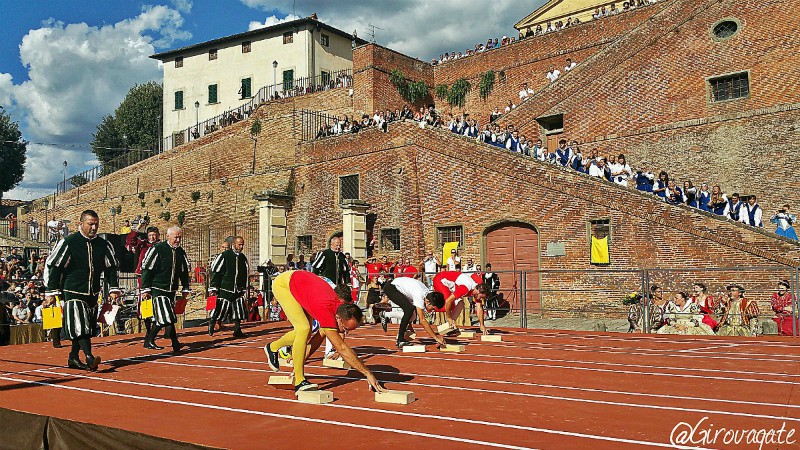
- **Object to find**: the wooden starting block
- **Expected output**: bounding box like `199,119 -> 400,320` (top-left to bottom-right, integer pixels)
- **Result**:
268,376 -> 294,389
297,390 -> 333,404
459,331 -> 476,338
280,358 -> 293,368
375,390 -> 415,405
323,358 -> 351,370
437,323 -> 456,334
439,344 -> 466,353
401,345 -> 426,353
481,334 -> 502,342
404,331 -> 417,340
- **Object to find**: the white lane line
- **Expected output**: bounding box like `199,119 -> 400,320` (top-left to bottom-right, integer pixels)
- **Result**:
176,354 -> 800,412
227,337 -> 800,381
102,356 -> 800,424
0,374 -> 537,450
8,371 -> 707,450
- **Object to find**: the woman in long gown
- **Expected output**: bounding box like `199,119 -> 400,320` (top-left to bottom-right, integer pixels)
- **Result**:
771,280 -> 796,336
691,282 -> 718,331
658,292 -> 715,335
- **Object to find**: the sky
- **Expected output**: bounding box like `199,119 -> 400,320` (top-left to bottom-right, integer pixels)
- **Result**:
0,0 -> 543,201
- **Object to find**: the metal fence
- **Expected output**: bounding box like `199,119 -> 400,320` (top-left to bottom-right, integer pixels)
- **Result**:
299,109 -> 341,141
162,68 -> 353,152
56,149 -> 153,194
181,220 -> 261,274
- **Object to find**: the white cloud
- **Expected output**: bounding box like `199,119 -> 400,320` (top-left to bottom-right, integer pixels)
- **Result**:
238,0 -> 545,61
249,14 -> 301,31
5,144 -> 95,200
0,4 -> 191,200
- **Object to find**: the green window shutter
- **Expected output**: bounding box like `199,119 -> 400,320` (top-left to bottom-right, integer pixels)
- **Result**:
174,91 -> 183,110
241,78 -> 251,98
282,70 -> 294,90
208,84 -> 218,103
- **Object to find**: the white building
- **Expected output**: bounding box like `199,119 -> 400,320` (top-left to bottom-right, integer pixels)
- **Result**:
151,16 -> 364,149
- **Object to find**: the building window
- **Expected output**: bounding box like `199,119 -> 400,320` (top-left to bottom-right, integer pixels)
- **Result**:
209,49 -> 217,60
437,226 -> 463,249
282,69 -> 294,90
174,57 -> 183,68
239,78 -> 252,99
174,90 -> 184,110
297,235 -> 312,256
339,174 -> 359,203
321,34 -> 330,47
588,219 -> 610,265
712,19 -> 739,40
381,228 -> 401,251
708,72 -> 749,103
208,84 -> 218,104
283,32 -> 293,44
242,41 -> 251,53
321,70 -> 330,86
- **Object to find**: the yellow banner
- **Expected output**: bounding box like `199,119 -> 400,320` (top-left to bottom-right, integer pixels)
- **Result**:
140,299 -> 154,319
442,242 -> 460,269
42,306 -> 63,330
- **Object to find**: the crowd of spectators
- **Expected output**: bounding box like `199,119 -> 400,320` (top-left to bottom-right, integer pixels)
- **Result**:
1,248 -> 48,332
628,280 -> 797,337
431,0 -> 658,66
313,104 -> 415,138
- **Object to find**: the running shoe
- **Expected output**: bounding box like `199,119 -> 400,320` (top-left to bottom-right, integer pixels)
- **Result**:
264,343 -> 280,372
294,380 -> 319,394
396,340 -> 411,349
380,311 -> 388,333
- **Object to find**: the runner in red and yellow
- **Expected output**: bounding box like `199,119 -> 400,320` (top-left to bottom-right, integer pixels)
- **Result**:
263,270 -> 386,394
428,271 -> 489,335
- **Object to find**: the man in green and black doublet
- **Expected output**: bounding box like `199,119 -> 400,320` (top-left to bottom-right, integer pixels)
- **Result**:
141,226 -> 191,353
208,236 -> 249,338
311,236 -> 349,286
44,210 -> 121,371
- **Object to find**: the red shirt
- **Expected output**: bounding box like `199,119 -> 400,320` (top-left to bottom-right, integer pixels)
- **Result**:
399,265 -> 418,278
432,271 -> 484,311
288,270 -> 342,329
126,230 -> 155,275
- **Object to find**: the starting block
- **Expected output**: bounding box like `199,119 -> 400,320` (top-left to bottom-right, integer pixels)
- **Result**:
437,323 -> 456,334
401,345 -> 426,353
439,344 -> 466,353
280,359 -> 293,368
375,390 -> 415,405
459,331 -> 476,338
268,376 -> 294,389
481,334 -> 502,342
297,390 -> 334,404
323,358 -> 351,370
404,331 -> 417,340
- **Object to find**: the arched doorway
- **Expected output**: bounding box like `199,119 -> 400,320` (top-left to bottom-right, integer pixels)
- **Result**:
484,222 -> 540,314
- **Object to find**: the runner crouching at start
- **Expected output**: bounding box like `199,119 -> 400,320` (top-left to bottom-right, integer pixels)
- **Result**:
428,271 -> 490,335
263,270 -> 386,394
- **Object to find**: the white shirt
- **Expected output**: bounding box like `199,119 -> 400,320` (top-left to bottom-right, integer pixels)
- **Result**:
546,69 -> 561,82
565,62 -> 577,71
518,88 -> 535,101
588,161 -> 605,178
391,277 -> 431,309
423,257 -> 438,274
446,256 -> 461,271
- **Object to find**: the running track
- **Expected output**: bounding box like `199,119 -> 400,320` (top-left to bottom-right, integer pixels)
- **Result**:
1,323 -> 800,449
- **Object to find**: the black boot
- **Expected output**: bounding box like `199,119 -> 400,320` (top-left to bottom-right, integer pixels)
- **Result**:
68,357 -> 90,370
208,318 -> 216,336
52,329 -> 62,348
144,325 -> 164,350
232,320 -> 246,338
166,325 -> 182,354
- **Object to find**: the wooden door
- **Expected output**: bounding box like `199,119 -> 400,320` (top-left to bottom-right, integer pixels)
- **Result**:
485,223 -> 540,313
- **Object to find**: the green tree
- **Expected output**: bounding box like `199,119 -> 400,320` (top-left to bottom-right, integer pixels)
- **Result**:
69,174 -> 89,187
91,81 -> 162,170
0,109 -> 27,201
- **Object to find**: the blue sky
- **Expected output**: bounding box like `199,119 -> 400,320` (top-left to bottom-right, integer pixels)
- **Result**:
0,0 -> 542,200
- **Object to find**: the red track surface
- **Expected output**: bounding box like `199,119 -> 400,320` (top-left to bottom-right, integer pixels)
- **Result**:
2,323 -> 800,449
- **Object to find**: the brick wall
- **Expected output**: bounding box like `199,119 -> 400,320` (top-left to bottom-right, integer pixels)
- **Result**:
431,5 -> 655,122
287,121 -> 799,314
353,43 -> 434,117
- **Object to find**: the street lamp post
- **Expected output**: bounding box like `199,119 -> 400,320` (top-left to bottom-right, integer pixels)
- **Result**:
272,60 -> 278,98
62,161 -> 67,192
42,198 -> 49,243
194,101 -> 200,138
